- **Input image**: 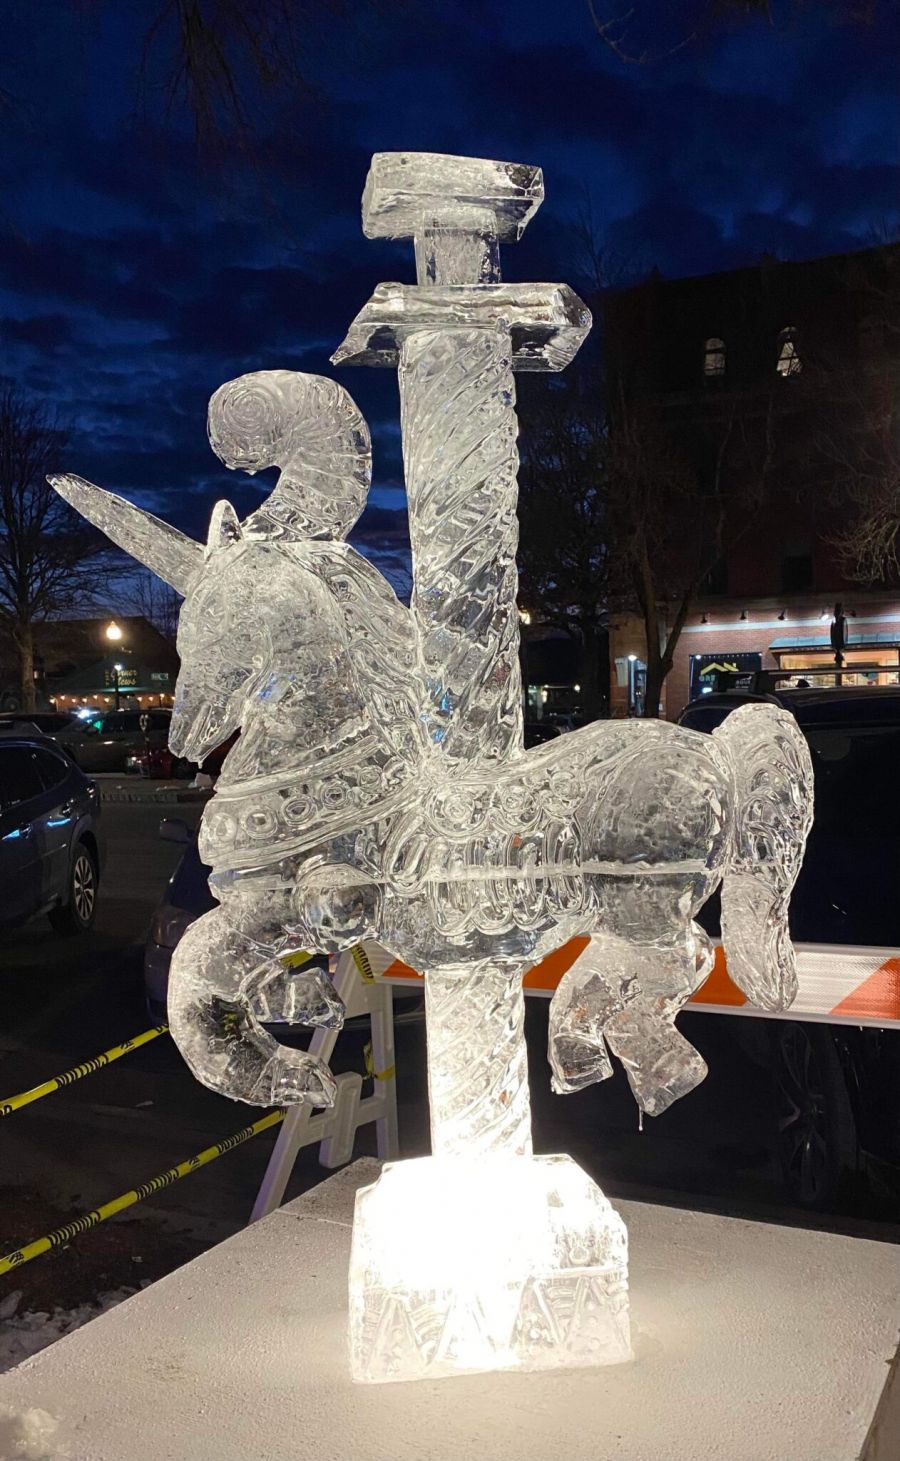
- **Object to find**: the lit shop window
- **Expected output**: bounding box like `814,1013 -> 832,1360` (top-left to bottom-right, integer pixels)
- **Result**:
703,337 -> 726,377
776,326 -> 802,377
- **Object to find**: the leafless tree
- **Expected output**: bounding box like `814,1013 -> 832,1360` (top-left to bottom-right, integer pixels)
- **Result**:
135,0 -> 402,154
519,366 -> 780,717
518,373 -> 610,721
587,0 -> 880,66
0,386 -> 115,710
803,247 -> 900,583
607,385 -> 780,716
126,567 -> 183,643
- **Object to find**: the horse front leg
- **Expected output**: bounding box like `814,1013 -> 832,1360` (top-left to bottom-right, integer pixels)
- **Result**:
167,904 -> 342,1107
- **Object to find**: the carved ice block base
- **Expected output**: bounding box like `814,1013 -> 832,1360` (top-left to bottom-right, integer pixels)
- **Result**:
348,1153 -> 631,1384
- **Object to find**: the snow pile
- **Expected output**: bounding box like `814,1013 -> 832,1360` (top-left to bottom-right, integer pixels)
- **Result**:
0,1288 -> 137,1375
0,1403 -> 63,1460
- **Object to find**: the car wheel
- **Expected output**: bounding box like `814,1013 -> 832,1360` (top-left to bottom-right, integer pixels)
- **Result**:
774,1023 -> 856,1210
48,842 -> 99,936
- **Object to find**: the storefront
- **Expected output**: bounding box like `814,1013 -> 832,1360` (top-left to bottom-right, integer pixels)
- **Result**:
50,658 -> 175,712
689,651 -> 762,699
769,632 -> 900,686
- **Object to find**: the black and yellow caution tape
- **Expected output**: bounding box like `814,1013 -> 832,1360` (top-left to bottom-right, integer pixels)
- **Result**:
0,951 -> 316,1119
352,946 -> 376,983
0,1025 -> 170,1118
0,1109 -> 285,1276
281,949 -> 313,969
363,1040 -> 396,1083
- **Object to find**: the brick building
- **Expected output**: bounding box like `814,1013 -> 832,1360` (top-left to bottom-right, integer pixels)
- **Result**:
603,242 -> 900,718
0,615 -> 178,713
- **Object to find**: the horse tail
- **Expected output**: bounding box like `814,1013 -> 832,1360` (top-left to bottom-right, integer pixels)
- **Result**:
712,704 -> 814,1010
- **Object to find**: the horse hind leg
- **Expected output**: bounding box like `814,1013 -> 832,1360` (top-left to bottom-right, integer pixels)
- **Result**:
167,906 -> 342,1107
549,926 -> 711,1118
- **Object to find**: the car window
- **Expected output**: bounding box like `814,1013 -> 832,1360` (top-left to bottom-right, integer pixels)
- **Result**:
790,723 -> 900,945
677,705 -> 736,733
33,747 -> 70,791
101,712 -> 140,733
0,746 -> 45,810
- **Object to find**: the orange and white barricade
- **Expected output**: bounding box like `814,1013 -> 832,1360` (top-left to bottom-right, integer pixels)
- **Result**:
360,938 -> 900,1031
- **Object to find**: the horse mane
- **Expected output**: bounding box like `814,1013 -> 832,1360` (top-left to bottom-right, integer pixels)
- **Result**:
296,540 -> 428,767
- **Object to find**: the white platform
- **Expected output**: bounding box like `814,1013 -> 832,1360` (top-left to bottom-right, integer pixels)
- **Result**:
1,1159 -> 899,1461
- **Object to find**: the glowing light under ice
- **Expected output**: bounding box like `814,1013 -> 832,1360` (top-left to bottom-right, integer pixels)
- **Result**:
52,147 -> 813,1388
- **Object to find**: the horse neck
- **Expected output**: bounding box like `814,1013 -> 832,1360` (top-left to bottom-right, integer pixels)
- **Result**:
216,539 -> 425,788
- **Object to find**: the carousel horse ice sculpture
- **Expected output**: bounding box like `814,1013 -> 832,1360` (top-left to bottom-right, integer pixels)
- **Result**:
51,151 -> 814,1386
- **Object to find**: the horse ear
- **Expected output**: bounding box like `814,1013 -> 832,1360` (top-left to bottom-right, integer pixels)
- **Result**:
205,500 -> 243,557
50,474 -> 203,595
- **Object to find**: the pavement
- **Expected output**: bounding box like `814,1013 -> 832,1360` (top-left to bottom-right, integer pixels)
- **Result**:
1,800 -> 898,1315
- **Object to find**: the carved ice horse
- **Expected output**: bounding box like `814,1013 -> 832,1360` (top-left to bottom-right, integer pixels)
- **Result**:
54,371 -> 428,1104
52,368 -> 814,1128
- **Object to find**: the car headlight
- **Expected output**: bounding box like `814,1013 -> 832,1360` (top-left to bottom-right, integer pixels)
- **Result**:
147,904 -> 196,950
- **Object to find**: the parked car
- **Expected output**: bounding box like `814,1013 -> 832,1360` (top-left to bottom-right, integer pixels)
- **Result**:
144,821 -> 424,1029
144,818 -> 215,1019
125,744 -> 195,779
0,710 -> 104,768
0,729 -> 103,933
0,707 -> 174,773
524,720 -> 562,749
78,707 -> 174,773
678,682 -> 900,1207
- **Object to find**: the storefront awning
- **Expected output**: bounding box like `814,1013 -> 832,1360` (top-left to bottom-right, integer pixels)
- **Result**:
769,632 -> 900,652
52,659 -> 174,694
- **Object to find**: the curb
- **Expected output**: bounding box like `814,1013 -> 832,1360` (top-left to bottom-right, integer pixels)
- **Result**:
97,785 -> 212,806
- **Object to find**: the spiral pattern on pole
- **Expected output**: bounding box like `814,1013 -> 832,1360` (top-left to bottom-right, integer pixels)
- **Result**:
399,326 -> 524,765
425,961 -> 532,1158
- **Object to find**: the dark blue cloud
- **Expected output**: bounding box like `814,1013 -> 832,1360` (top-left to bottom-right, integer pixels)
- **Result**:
0,0 -> 897,594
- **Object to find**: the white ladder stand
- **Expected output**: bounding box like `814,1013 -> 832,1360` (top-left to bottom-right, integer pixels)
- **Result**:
250,946 -> 399,1221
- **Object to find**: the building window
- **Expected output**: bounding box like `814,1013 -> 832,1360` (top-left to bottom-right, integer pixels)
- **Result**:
776,326 -> 802,377
703,337 -> 726,377
699,556 -> 728,596
781,552 -> 813,593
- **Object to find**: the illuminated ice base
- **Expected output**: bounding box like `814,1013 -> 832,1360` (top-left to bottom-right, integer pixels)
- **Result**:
348,1153 -> 631,1384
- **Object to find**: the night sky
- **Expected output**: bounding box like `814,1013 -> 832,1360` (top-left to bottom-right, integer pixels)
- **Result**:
2,1 -> 898,595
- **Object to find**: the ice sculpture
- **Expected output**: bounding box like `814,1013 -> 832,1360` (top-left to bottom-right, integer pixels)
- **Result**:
50,149 -> 814,1387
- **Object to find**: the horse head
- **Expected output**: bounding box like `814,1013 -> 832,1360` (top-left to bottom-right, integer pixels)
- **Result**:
49,371 -> 375,767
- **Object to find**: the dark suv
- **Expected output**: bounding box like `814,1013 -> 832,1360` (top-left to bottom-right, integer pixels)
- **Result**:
679,683 -> 900,1206
0,732 -> 104,933
0,708 -> 174,773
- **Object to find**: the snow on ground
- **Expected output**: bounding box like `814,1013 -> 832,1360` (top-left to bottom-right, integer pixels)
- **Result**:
0,1402 -> 64,1460
0,1286 -> 140,1375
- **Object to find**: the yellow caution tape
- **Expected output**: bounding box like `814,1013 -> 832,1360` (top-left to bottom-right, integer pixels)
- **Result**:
281,949 -> 313,969
0,1109 -> 285,1276
352,946 -> 376,983
0,1025 -> 170,1118
363,1041 -> 396,1082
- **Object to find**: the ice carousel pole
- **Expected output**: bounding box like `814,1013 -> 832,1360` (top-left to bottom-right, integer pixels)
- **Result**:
334,154 -> 630,1386
334,154 -> 589,1163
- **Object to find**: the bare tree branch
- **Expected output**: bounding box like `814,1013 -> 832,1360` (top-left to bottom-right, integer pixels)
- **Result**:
0,384 -> 122,710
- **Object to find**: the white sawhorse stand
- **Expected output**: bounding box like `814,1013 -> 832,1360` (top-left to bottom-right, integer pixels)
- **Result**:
250,947 -> 399,1221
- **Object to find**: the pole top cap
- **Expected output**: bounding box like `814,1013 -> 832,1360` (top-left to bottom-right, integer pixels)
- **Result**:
361,153 -> 544,242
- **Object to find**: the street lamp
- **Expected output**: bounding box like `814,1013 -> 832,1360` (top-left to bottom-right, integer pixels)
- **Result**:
105,624 -> 126,711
